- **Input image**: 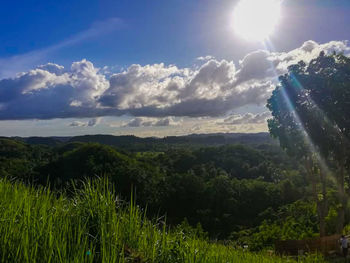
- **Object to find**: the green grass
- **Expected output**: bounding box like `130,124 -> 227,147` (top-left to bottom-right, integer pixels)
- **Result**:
0,177 -> 325,263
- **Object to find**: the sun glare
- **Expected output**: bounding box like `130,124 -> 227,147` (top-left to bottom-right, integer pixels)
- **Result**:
232,0 -> 281,41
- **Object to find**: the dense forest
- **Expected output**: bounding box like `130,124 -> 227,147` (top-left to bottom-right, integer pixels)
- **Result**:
0,132 -> 326,250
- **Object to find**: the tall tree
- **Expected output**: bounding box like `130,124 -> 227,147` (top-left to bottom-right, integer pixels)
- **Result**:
267,52 -> 350,235
267,80 -> 329,236
301,53 -> 350,233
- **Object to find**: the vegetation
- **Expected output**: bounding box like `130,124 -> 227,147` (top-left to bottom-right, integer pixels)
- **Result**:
0,138 -> 313,243
267,52 -> 350,236
0,133 -> 340,257
0,177 -> 324,262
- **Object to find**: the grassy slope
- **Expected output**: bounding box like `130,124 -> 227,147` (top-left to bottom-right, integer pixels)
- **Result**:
0,178 -> 324,263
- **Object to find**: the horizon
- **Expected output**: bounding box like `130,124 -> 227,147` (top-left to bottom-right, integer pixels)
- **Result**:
1,0 -> 349,137
1,131 -> 271,139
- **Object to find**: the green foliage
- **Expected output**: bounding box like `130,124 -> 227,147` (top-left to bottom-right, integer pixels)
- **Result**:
267,52 -> 350,234
0,138 -> 53,180
38,143 -> 163,206
0,138 -> 314,243
231,201 -> 319,251
68,133 -> 277,152
0,177 -> 325,262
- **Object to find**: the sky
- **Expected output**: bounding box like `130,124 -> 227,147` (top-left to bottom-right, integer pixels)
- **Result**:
0,0 -> 350,137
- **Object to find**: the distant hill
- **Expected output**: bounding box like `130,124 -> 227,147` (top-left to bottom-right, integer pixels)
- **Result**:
163,132 -> 276,144
8,132 -> 277,151
16,136 -> 64,146
70,133 -> 277,148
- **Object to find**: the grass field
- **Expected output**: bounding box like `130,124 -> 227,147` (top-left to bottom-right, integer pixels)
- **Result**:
0,177 -> 325,262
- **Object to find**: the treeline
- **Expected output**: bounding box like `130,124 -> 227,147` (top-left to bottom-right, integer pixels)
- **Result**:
0,136 -> 321,249
10,132 -> 276,152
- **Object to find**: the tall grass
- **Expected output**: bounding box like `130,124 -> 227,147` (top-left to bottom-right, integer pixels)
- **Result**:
0,177 -> 325,262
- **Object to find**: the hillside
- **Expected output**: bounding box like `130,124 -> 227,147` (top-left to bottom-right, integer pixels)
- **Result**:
8,132 -> 277,151
0,177 -> 324,262
0,137 -> 321,248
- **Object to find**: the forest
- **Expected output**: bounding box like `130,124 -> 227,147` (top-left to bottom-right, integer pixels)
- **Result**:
0,132 -> 339,251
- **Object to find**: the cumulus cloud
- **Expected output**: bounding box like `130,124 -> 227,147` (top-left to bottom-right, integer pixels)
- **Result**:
123,117 -> 181,127
235,50 -> 274,84
0,40 -> 348,121
37,63 -> 65,75
69,121 -> 87,127
99,58 -> 272,117
0,59 -> 109,120
274,40 -> 350,73
218,111 -> 271,125
196,55 -> 215,61
87,118 -> 100,127
69,118 -> 100,127
234,40 -> 350,84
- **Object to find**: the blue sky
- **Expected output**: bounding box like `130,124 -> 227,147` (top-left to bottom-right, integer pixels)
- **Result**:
0,0 -> 350,137
1,0 -> 349,66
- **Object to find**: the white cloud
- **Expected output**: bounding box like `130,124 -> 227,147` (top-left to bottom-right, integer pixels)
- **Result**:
196,55 -> 215,61
235,50 -> 274,84
37,63 -> 65,75
123,117 -> 181,127
218,111 -> 271,125
87,118 -> 100,126
100,58 -> 271,117
69,117 -> 100,127
0,40 -> 348,121
69,121 -> 87,127
274,40 -> 350,74
0,59 -> 108,119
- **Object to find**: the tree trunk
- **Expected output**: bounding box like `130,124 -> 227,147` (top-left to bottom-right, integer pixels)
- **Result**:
305,155 -> 327,237
319,215 -> 326,237
336,153 -> 346,234
318,164 -> 328,237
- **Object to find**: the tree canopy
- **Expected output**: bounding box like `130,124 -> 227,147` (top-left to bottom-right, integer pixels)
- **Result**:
267,51 -> 350,235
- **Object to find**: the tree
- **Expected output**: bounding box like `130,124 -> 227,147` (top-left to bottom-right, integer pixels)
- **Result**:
297,53 -> 350,233
266,52 -> 350,235
267,81 -> 329,236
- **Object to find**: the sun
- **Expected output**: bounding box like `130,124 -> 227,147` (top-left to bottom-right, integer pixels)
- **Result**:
232,0 -> 281,41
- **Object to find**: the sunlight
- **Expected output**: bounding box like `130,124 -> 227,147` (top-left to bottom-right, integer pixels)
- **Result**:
232,0 -> 281,41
